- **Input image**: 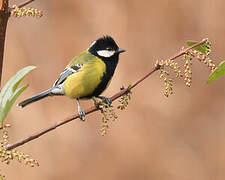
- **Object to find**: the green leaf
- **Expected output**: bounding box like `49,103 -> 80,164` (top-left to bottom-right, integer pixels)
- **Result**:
0,66 -> 36,125
207,61 -> 225,83
0,85 -> 28,126
186,40 -> 209,54
0,66 -> 36,107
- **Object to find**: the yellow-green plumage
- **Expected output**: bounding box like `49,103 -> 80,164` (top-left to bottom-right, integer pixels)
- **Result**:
67,50 -> 95,67
64,50 -> 106,99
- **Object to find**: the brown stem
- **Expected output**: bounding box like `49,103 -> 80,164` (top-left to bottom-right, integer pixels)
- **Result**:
0,0 -> 35,86
17,0 -> 35,8
8,0 -> 35,12
0,0 -> 9,86
5,39 -> 208,150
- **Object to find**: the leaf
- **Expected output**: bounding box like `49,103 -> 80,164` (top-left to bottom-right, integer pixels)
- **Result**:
2,85 -> 28,125
0,66 -> 36,107
207,61 -> 225,83
186,40 -> 209,54
0,66 -> 36,125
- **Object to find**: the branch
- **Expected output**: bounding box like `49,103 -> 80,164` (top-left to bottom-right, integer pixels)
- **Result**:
0,0 -> 35,86
17,0 -> 35,8
0,0 -> 9,86
5,39 -> 208,150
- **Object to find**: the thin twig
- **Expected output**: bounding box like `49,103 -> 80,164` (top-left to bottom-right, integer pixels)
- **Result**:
18,0 -> 35,8
8,0 -> 35,11
4,39 -> 208,150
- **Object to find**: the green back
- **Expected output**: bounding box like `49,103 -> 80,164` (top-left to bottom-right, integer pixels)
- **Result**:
67,50 -> 97,67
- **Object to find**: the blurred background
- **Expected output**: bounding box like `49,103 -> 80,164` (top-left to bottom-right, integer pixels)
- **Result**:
2,0 -> 225,179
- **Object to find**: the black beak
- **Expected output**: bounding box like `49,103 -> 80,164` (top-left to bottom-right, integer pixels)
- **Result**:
117,48 -> 126,54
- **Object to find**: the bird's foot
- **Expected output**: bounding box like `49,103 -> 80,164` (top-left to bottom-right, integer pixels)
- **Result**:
98,96 -> 112,105
78,109 -> 85,121
76,98 -> 85,121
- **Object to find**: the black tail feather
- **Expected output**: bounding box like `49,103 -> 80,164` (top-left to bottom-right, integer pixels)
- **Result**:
18,88 -> 53,108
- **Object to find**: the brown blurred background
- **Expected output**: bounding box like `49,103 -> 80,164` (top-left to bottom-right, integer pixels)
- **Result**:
2,0 -> 225,179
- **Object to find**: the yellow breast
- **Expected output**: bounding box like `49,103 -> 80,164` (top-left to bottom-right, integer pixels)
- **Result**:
64,57 -> 106,99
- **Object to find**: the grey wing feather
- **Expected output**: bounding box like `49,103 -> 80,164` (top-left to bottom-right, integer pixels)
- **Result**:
53,66 -> 82,87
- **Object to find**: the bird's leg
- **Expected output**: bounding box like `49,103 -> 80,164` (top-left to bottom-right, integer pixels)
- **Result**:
97,96 -> 112,105
76,98 -> 85,121
92,97 -> 99,107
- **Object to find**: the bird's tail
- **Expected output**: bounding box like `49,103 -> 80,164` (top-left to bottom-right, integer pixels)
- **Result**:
18,88 -> 53,108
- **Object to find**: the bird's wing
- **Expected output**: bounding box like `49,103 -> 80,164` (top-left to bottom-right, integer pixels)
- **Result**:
53,66 -> 79,86
53,50 -> 96,86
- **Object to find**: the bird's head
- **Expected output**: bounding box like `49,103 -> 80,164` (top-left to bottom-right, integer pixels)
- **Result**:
88,35 -> 125,59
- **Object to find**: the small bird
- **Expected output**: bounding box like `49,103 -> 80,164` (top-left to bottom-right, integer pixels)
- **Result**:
18,35 -> 125,120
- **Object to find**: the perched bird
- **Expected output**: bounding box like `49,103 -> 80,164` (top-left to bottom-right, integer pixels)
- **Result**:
18,35 -> 125,120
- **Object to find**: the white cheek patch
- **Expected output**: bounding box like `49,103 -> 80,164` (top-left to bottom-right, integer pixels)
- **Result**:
97,50 -> 115,58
